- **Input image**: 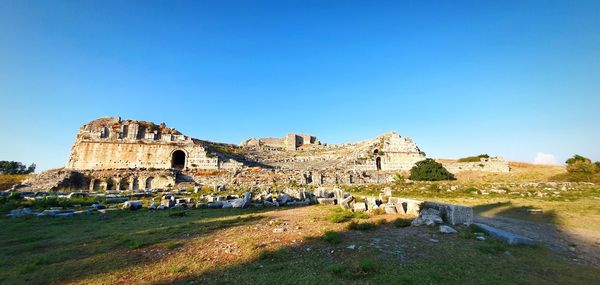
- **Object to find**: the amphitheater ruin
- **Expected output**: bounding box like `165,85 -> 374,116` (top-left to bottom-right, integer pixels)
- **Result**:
22,117 -> 510,192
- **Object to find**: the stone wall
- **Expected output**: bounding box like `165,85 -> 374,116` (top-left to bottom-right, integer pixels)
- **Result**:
67,141 -> 218,170
441,157 -> 510,174
66,117 -> 220,171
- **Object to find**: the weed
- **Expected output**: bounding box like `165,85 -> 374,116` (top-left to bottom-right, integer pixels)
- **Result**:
169,211 -> 188,218
370,208 -> 386,215
323,231 -> 341,244
393,218 -> 412,228
348,221 -> 376,231
326,208 -> 354,223
374,218 -> 387,225
477,239 -> 508,254
353,212 -> 369,219
128,239 -> 146,249
165,241 -> 181,250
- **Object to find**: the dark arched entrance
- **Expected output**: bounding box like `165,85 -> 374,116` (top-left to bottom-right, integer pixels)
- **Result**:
171,150 -> 186,169
376,157 -> 382,171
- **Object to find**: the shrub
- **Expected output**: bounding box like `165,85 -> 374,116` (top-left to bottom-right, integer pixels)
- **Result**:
374,218 -> 387,225
457,154 -> 489,163
0,161 -> 36,174
477,239 -> 507,255
370,208 -> 385,216
165,241 -> 181,250
353,212 -> 369,219
392,173 -> 405,185
326,208 -> 354,223
323,231 -> 341,244
565,154 -> 591,165
393,218 -> 412,228
348,221 -> 376,231
353,258 -> 377,276
409,159 -> 455,181
567,161 -> 596,174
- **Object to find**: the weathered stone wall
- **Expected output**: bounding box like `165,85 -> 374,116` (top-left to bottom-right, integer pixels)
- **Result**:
83,169 -> 176,191
441,157 -> 510,174
67,141 -> 218,170
66,117 -> 221,171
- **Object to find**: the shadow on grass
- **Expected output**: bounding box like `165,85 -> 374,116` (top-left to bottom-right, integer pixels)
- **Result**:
472,202 -> 600,266
0,207 -> 271,285
149,216 -> 600,285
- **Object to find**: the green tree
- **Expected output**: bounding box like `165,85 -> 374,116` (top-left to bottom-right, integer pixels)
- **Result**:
565,154 -> 591,165
565,155 -> 595,174
409,159 -> 455,181
0,161 -> 36,174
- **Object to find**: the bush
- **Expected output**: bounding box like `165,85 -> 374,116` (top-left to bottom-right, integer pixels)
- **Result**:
370,208 -> 385,216
323,231 -> 341,244
326,208 -> 354,223
565,154 -> 591,165
393,218 -> 412,228
457,154 -> 489,163
564,154 -> 599,174
347,221 -> 376,231
0,161 -> 36,174
409,159 -> 455,181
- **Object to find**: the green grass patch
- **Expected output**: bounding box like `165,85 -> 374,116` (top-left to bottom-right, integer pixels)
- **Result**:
322,231 -> 341,244
393,218 -> 412,228
348,221 -> 377,231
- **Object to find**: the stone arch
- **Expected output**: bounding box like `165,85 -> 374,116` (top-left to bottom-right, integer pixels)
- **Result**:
119,178 -> 129,191
171,149 -> 186,170
106,178 -> 116,190
100,127 -> 110,138
121,125 -> 129,139
132,177 -> 139,191
376,157 -> 382,171
92,179 -> 101,191
373,149 -> 379,154
145,177 -> 154,190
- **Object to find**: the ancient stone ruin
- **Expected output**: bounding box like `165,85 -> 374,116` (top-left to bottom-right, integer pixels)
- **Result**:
18,116 -> 509,192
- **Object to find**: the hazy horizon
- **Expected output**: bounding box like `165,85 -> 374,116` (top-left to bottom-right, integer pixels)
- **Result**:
1,1 -> 599,171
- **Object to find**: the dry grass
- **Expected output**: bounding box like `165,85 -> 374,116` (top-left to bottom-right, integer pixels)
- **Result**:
1,206 -> 599,284
453,162 -> 566,184
0,174 -> 30,190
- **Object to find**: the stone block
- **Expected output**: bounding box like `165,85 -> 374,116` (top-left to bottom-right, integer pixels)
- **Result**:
384,203 -> 397,214
317,198 -> 336,205
353,202 -> 367,212
473,223 -> 535,246
339,195 -> 354,209
423,201 -> 473,225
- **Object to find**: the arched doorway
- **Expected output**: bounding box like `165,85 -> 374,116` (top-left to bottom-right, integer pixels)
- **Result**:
92,180 -> 101,191
145,177 -> 153,190
171,150 -> 186,170
119,178 -> 128,191
106,179 -> 117,191
376,157 -> 382,171
132,178 -> 139,191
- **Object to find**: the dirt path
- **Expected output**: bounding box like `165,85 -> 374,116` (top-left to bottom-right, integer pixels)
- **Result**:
475,215 -> 600,266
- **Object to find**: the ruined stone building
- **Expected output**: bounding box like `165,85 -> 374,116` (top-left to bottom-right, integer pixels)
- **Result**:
18,116 -> 509,192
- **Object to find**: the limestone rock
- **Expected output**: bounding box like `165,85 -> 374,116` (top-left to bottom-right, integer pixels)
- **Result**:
473,223 -> 535,246
353,202 -> 367,212
411,208 -> 443,226
122,201 -> 142,210
439,225 -> 457,234
384,203 -> 397,214
317,198 -> 336,205
422,201 -> 473,225
339,195 -> 354,209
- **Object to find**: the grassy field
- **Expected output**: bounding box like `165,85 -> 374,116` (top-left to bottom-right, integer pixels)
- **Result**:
0,205 -> 599,284
1,163 -> 599,284
0,174 -> 29,191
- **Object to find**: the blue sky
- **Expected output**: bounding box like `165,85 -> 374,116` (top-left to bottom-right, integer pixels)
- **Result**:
1,0 -> 599,171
